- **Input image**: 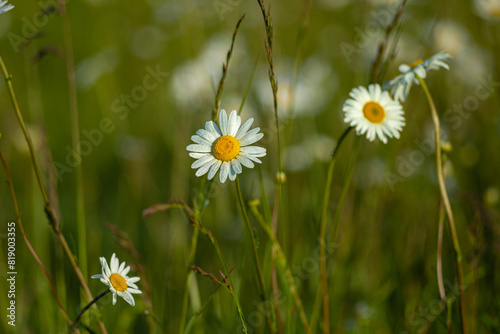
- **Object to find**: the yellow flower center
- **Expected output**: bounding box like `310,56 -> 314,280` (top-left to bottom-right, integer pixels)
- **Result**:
362,102 -> 385,124
212,135 -> 241,161
410,59 -> 424,68
109,273 -> 128,292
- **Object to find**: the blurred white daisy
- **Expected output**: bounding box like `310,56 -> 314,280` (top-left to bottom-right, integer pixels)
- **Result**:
474,0 -> 500,21
186,109 -> 266,183
91,253 -> 142,306
343,84 -> 405,144
384,52 -> 452,102
0,1 -> 14,14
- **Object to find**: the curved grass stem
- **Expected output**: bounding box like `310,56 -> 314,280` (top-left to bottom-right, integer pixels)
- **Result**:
418,76 -> 466,334
319,126 -> 352,333
236,178 -> 275,333
249,204 -> 311,334
0,150 -> 73,327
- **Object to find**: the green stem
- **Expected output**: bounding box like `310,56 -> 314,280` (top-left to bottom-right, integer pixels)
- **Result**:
179,178 -> 213,334
319,126 -> 352,333
1,53 -> 105,332
0,150 -> 73,326
249,204 -> 311,334
69,290 -> 111,333
58,0 -> 88,288
202,227 -> 247,333
0,55 -> 57,228
418,76 -> 466,334
235,178 -> 274,333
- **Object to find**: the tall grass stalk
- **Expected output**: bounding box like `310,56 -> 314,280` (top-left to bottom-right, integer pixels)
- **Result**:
0,150 -> 73,327
1,53 -> 107,333
249,203 -> 311,334
235,177 -> 275,333
211,14 -> 246,121
58,0 -> 88,291
318,126 -> 352,333
417,76 -> 467,334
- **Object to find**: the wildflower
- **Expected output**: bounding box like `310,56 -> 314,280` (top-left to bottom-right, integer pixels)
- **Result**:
91,253 -> 142,306
343,84 -> 405,143
0,1 -> 14,14
187,109 -> 266,183
384,52 -> 452,102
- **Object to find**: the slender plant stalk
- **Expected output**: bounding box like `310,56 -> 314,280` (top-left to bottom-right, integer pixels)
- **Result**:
235,178 -> 274,333
270,183 -> 283,334
437,202 -> 447,302
1,54 -> 107,333
249,204 -> 311,334
69,290 -> 111,333
201,225 -> 248,333
178,176 -> 213,334
178,228 -> 200,334
0,151 -> 73,327
58,0 -> 88,290
318,126 -> 352,333
418,76 -> 466,334
438,146 -> 453,334
0,56 -> 57,227
212,14 -> 246,121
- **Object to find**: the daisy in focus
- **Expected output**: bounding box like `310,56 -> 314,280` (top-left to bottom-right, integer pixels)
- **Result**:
91,253 -> 142,306
384,51 -> 452,102
187,109 -> 266,183
0,1 -> 14,14
343,84 -> 405,144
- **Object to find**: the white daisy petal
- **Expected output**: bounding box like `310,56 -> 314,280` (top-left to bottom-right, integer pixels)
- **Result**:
189,152 -> 210,159
191,155 -> 215,169
231,159 -> 242,174
235,118 -> 254,139
186,144 -> 212,153
127,288 -> 142,295
240,146 -> 266,156
236,155 -> 254,168
195,158 -> 217,177
205,121 -> 222,137
219,109 -> 228,135
239,132 -> 264,146
127,277 -> 140,284
227,110 -> 241,137
207,160 -> 222,180
219,161 -> 230,183
121,291 -> 135,306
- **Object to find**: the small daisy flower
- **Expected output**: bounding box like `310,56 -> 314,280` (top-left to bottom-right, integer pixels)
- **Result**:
0,1 -> 14,14
91,253 -> 142,306
343,84 -> 405,144
186,109 -> 266,183
384,52 -> 452,102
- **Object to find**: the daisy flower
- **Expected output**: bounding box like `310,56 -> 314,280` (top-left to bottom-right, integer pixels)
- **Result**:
0,1 -> 14,14
186,109 -> 266,183
343,84 -> 405,143
384,52 -> 452,102
91,253 -> 142,306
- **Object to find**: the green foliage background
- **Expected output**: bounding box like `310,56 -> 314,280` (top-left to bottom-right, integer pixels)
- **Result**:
0,0 -> 499,333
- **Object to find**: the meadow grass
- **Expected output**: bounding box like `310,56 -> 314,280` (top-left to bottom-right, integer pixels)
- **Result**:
1,0 -> 499,333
